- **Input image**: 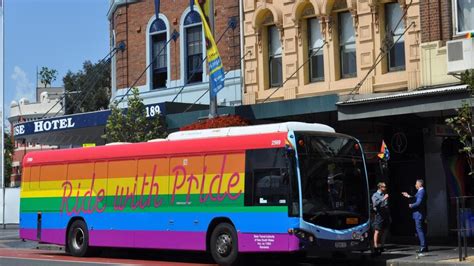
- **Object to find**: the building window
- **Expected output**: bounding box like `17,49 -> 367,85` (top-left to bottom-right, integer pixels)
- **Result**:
150,18 -> 167,89
339,12 -> 356,78
308,18 -> 324,82
455,0 -> 474,35
386,3 -> 405,71
184,11 -> 203,84
268,26 -> 282,87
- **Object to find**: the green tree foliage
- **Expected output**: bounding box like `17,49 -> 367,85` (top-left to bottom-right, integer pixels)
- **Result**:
63,60 -> 110,114
446,70 -> 473,175
105,88 -> 167,143
4,132 -> 13,187
39,66 -> 58,88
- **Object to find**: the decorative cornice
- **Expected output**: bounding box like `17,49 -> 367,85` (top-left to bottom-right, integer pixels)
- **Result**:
107,0 -> 139,20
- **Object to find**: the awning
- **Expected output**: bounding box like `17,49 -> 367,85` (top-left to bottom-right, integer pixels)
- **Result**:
166,94 -> 339,129
336,85 -> 472,121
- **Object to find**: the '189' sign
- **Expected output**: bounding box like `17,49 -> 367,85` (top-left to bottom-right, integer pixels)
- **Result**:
146,105 -> 161,118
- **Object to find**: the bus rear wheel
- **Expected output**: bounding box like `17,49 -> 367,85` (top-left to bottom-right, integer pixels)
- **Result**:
67,220 -> 91,257
210,223 -> 239,266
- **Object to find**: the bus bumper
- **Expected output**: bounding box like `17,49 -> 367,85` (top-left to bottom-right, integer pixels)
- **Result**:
299,236 -> 370,252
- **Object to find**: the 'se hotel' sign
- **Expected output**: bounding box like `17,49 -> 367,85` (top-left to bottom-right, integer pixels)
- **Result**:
14,118 -> 75,136
13,103 -> 165,138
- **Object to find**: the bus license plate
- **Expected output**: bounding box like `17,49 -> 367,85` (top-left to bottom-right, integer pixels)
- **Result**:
335,242 -> 347,248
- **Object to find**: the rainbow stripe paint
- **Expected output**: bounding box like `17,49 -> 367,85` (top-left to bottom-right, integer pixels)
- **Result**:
19,133 -> 300,252
442,154 -> 467,198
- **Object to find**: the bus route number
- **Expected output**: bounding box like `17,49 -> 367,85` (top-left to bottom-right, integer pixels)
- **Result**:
146,105 -> 161,118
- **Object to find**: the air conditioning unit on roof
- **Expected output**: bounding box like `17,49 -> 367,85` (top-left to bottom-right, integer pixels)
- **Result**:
447,38 -> 474,74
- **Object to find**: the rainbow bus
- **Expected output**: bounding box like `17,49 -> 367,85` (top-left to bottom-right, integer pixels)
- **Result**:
20,122 -> 370,265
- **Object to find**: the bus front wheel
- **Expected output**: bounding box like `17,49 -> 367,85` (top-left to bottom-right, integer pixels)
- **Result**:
210,223 -> 239,266
67,220 -> 91,257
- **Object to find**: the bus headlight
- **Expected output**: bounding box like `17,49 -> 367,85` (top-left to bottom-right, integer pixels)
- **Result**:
293,229 -> 315,243
352,232 -> 366,242
351,232 -> 360,240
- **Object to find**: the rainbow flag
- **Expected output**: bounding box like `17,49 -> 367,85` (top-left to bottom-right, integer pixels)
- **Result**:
466,32 -> 473,39
377,140 -> 390,160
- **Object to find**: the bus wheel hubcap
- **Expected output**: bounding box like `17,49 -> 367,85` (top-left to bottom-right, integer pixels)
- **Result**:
216,233 -> 232,256
72,228 -> 84,250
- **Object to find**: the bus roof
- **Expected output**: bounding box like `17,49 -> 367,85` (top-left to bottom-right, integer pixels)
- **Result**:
22,122 -> 335,166
166,122 -> 335,141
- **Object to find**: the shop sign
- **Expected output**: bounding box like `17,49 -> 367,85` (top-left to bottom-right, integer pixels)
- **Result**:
13,103 -> 166,137
391,132 -> 408,154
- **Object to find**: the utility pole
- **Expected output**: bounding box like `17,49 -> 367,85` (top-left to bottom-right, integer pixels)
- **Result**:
208,0 -> 218,118
1,0 -> 5,228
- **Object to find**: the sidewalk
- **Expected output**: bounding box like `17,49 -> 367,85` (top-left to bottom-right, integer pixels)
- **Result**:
366,244 -> 474,265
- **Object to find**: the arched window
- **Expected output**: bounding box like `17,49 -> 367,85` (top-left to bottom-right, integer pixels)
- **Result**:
184,11 -> 203,84
150,18 -> 167,89
385,3 -> 405,71
307,18 -> 324,82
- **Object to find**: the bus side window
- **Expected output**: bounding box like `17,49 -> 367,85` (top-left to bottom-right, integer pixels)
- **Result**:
107,160 -> 138,210
169,156 -> 204,206
40,165 -> 67,190
253,168 -> 288,205
30,166 -> 40,190
244,148 -> 289,207
21,167 -> 31,191
94,162 -> 108,212
137,158 -> 170,208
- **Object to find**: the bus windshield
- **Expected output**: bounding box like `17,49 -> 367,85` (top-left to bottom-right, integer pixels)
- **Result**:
295,132 -> 369,229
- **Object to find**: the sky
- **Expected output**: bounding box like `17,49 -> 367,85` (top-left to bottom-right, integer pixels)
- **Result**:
5,0 -> 110,117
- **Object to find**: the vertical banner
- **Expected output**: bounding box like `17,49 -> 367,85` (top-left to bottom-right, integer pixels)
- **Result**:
194,0 -> 225,97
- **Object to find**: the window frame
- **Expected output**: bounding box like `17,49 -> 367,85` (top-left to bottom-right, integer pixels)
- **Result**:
268,25 -> 283,88
385,2 -> 406,72
307,17 -> 325,82
185,23 -> 204,84
150,21 -> 168,89
147,15 -> 170,90
182,10 -> 205,85
338,11 -> 357,79
453,0 -> 474,36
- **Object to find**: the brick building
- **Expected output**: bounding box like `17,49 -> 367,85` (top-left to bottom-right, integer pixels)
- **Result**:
107,0 -> 242,107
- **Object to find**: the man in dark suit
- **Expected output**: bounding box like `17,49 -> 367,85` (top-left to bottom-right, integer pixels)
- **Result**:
402,179 -> 427,253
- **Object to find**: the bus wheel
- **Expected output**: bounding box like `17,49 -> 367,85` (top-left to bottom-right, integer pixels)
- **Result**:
67,220 -> 90,257
210,223 -> 239,266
